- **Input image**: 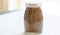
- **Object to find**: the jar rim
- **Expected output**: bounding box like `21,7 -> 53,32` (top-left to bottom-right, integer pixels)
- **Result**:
26,3 -> 40,8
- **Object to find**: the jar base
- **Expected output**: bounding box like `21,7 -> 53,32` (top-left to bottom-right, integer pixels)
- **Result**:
23,32 -> 42,35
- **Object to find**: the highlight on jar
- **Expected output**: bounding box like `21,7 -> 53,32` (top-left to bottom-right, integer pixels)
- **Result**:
0,0 -> 20,14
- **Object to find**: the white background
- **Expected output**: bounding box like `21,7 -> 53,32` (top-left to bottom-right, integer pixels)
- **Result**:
8,0 -> 19,10
0,0 -> 60,35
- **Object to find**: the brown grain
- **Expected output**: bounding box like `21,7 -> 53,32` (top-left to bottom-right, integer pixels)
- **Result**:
24,4 -> 43,33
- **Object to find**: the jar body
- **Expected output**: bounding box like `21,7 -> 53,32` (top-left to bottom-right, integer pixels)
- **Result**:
24,4 -> 43,33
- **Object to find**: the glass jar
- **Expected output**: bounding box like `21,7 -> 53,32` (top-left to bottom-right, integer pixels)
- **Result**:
24,3 -> 43,33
